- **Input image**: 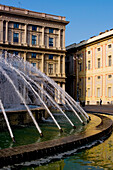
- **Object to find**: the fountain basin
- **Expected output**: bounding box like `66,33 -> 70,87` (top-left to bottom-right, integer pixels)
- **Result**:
0,105 -> 46,129
0,113 -> 112,168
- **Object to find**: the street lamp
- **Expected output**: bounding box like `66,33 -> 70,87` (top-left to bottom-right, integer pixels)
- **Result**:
73,54 -> 82,103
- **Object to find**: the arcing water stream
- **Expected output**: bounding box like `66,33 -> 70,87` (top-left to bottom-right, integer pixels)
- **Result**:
0,52 -> 90,140
0,53 -> 112,169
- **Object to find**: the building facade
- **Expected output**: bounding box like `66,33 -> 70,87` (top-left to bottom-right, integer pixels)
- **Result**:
0,4 -> 69,90
66,29 -> 113,105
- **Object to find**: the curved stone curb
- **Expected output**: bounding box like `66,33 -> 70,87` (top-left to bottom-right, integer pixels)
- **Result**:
0,114 -> 112,168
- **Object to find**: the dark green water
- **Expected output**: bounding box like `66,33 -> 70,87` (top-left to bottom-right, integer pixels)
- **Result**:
0,112 -> 85,149
19,115 -> 113,170
1,114 -> 113,169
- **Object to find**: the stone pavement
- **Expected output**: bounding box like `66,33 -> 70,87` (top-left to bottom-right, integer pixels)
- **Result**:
84,105 -> 113,115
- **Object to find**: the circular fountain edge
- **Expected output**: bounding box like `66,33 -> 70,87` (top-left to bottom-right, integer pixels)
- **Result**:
0,113 -> 112,168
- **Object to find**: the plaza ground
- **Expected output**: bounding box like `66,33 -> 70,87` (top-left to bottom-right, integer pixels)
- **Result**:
84,105 -> 113,115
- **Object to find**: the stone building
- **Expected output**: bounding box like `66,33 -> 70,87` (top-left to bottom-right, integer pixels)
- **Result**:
66,29 -> 113,105
0,4 -> 69,90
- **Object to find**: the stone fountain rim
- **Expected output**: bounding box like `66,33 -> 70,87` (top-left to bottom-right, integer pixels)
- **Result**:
0,113 -> 112,168
0,104 -> 45,114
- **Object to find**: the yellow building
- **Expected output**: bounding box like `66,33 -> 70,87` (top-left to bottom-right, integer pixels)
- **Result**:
66,29 -> 113,105
0,4 -> 69,90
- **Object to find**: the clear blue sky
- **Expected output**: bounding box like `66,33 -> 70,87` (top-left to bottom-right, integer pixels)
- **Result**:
1,0 -> 113,46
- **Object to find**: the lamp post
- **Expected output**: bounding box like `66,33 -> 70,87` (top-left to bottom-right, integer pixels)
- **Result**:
73,54 -> 82,103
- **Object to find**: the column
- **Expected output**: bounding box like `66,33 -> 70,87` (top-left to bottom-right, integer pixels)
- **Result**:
0,20 -> 3,43
62,55 -> 65,77
24,52 -> 27,62
57,82 -> 61,104
53,63 -> 55,76
47,35 -> 49,48
41,27 -> 44,47
62,29 -> 65,50
11,23 -> 13,44
58,29 -> 61,49
41,53 -> 44,73
5,51 -> 7,60
62,83 -> 65,104
30,33 -> 32,46
58,55 -> 61,76
5,21 -> 8,44
53,37 -> 55,49
47,62 -> 49,75
24,24 -> 27,46
19,31 -> 21,45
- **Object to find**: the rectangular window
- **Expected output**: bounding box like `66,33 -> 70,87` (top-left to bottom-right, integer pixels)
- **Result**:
108,55 -> 112,66
13,33 -> 19,43
48,64 -> 53,74
32,25 -> 37,31
88,51 -> 90,54
49,54 -> 53,59
108,74 -> 112,78
14,23 -> 19,29
32,35 -> 37,45
97,88 -> 100,98
88,88 -> 90,97
88,77 -> 90,80
32,53 -> 36,58
49,28 -> 53,34
88,60 -> 90,70
97,47 -> 101,51
49,37 -> 53,47
32,63 -> 36,67
108,87 -> 111,98
108,44 -> 111,48
98,58 -> 100,68
97,76 -> 100,79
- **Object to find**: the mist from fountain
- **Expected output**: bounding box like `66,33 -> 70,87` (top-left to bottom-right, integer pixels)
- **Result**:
0,52 -> 90,140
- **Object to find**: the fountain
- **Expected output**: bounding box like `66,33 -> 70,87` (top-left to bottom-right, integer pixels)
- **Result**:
0,52 -> 90,141
0,52 -> 112,168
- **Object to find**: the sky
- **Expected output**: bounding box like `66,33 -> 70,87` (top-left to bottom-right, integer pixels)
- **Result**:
1,0 -> 113,46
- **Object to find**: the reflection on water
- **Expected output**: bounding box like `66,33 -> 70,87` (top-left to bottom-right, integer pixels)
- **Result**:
20,160 -> 65,170
18,114 -> 113,170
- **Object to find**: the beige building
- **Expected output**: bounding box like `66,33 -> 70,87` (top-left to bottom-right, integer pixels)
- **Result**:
0,4 -> 69,90
66,29 -> 113,105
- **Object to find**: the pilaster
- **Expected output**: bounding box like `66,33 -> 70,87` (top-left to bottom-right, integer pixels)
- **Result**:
0,20 -> 3,43
41,53 -> 44,73
62,55 -> 65,77
57,82 -> 61,104
62,29 -> 65,50
58,29 -> 61,49
58,55 -> 61,76
24,52 -> 27,62
41,27 -> 45,47
5,21 -> 8,44
47,35 -> 49,48
24,24 -> 27,46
